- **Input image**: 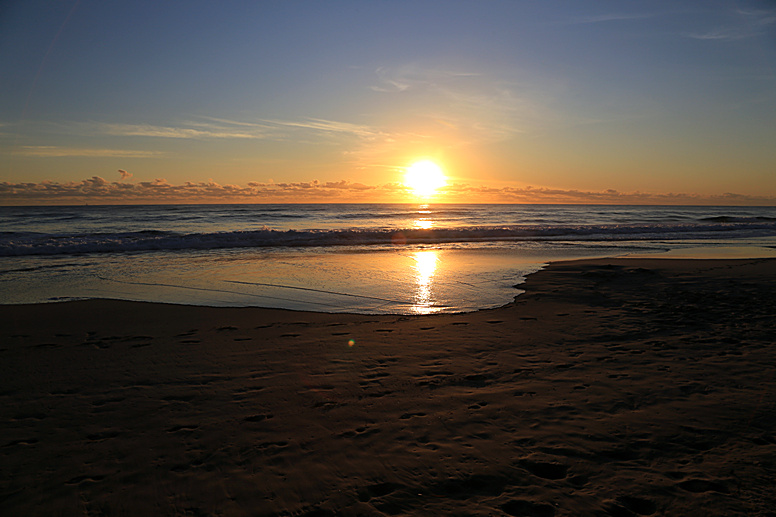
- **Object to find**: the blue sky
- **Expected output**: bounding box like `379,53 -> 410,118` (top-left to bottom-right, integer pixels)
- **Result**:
1,0 -> 775,204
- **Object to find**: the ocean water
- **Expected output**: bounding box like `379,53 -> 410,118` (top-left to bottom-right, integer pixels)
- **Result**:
2,204 -> 775,314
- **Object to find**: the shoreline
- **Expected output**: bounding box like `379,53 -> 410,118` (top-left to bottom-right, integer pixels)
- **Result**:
2,257 -> 775,515
5,242 -> 776,314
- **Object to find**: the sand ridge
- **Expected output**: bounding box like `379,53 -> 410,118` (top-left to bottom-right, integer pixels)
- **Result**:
1,258 -> 775,516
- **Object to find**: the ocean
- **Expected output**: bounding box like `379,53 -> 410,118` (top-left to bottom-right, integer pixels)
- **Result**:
2,203 -> 775,314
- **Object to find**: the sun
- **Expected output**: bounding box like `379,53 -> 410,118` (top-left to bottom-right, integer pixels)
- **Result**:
404,160 -> 447,197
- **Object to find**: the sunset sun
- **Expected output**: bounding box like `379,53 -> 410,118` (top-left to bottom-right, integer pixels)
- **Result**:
404,160 -> 447,197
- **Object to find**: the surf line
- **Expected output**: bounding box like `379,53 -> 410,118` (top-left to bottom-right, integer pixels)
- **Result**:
225,280 -> 407,304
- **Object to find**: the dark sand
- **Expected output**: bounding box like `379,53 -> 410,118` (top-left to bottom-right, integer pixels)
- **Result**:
1,258 -> 775,516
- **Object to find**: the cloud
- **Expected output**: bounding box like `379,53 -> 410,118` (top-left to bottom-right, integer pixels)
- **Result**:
97,122 -> 265,139
685,7 -> 776,41
9,115 -> 406,175
65,116 -> 389,151
685,27 -> 759,41
1,177 -> 773,206
371,66 -> 482,94
444,184 -> 776,205
118,169 -> 133,180
370,65 -> 558,142
566,13 -> 656,25
14,146 -> 163,158
85,116 -> 385,142
0,176 -> 392,204
259,118 -> 380,140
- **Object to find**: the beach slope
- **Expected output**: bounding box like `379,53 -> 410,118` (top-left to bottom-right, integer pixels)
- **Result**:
1,258 -> 775,516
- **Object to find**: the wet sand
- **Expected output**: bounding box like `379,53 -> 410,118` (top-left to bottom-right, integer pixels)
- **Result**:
1,258 -> 775,516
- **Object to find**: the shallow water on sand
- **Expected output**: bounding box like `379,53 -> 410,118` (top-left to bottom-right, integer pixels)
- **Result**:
0,244 -> 620,313
2,238 -> 775,314
2,203 -> 776,313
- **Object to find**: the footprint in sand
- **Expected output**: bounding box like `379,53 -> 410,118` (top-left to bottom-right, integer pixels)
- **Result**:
468,401 -> 489,410
752,434 -> 776,445
339,426 -> 380,439
91,396 -> 125,407
11,412 -> 46,421
86,430 -> 120,441
166,424 -> 199,433
65,475 -> 105,485
243,413 -> 274,423
519,459 -> 569,480
34,343 -> 62,349
363,371 -> 390,380
501,499 -> 555,517
678,479 -> 728,493
614,495 -> 658,515
357,482 -> 403,502
3,438 -> 39,447
434,473 -> 508,499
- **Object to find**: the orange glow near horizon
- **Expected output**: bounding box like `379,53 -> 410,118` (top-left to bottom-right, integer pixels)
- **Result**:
404,160 -> 447,198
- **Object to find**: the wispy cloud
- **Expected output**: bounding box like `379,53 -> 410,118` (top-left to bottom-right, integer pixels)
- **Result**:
371,66 -> 482,94
568,13 -> 656,25
13,146 -> 163,158
77,116 -> 385,143
2,176 -> 773,206
737,8 -> 776,25
685,7 -> 776,41
7,115 -> 401,172
444,184 -> 776,205
686,27 -> 760,41
96,122 -> 265,139
259,118 -> 381,140
370,65 -> 555,143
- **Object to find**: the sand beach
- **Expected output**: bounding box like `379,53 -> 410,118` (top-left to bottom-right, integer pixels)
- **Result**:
2,257 -> 775,516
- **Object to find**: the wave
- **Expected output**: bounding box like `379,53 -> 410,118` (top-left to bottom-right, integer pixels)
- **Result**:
699,216 -> 776,223
2,221 -> 775,257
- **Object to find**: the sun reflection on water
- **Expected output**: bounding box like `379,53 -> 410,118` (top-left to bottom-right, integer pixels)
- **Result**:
412,249 -> 440,314
413,204 -> 433,229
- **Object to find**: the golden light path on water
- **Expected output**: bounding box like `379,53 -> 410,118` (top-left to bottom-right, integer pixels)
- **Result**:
413,205 -> 434,230
411,249 -> 440,315
409,204 -> 441,314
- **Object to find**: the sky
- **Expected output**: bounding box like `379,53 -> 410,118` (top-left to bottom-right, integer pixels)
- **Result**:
1,0 -> 775,205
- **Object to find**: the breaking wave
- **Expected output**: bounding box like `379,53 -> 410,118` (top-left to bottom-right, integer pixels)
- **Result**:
3,220 -> 776,257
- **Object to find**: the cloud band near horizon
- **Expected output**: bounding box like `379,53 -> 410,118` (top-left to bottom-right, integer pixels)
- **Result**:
1,176 -> 773,206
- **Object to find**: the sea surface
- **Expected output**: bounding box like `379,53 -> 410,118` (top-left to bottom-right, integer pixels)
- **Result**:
2,204 -> 776,314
